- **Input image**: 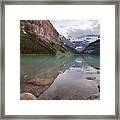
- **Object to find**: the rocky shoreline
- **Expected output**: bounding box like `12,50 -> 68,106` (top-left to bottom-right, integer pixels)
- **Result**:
20,69 -> 100,100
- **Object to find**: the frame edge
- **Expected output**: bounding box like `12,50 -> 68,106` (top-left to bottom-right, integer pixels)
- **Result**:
1,0 -> 119,119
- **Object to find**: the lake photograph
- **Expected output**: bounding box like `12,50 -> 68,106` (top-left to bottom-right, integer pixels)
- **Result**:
20,20 -> 100,100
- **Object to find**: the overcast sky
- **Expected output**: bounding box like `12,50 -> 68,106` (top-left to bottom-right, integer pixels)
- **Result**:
50,20 -> 100,39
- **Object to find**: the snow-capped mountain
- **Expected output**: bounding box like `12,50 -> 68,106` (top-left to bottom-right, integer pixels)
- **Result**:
70,35 -> 100,43
60,34 -> 100,53
70,35 -> 100,52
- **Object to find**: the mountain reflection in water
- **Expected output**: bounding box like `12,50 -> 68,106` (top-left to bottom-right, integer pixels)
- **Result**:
20,55 -> 100,100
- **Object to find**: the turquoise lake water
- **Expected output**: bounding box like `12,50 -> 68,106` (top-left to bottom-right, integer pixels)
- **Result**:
20,55 -> 100,100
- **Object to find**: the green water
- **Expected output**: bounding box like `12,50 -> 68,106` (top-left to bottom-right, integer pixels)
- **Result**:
20,55 -> 100,100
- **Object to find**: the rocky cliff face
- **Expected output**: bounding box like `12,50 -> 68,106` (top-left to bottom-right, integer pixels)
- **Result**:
20,20 -> 68,54
21,20 -> 60,42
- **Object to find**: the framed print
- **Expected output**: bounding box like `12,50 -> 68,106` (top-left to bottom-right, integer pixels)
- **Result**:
0,0 -> 119,119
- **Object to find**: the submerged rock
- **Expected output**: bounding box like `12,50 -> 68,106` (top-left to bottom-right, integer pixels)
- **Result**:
97,71 -> 100,74
86,76 -> 96,80
87,93 -> 100,100
20,93 -> 37,100
20,81 -> 49,98
25,79 -> 53,86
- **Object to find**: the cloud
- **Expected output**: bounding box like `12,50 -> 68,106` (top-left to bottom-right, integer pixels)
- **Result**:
50,20 -> 100,38
67,24 -> 100,39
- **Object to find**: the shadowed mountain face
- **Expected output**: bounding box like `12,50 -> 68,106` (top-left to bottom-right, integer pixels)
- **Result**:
82,40 -> 100,54
20,20 -> 68,55
60,35 -> 80,54
60,35 -> 75,48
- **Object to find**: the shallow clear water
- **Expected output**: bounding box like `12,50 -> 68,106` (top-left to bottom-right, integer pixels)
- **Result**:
20,55 -> 100,100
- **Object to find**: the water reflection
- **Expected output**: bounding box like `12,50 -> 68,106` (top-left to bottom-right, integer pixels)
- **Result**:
82,55 -> 100,69
20,55 -> 100,100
